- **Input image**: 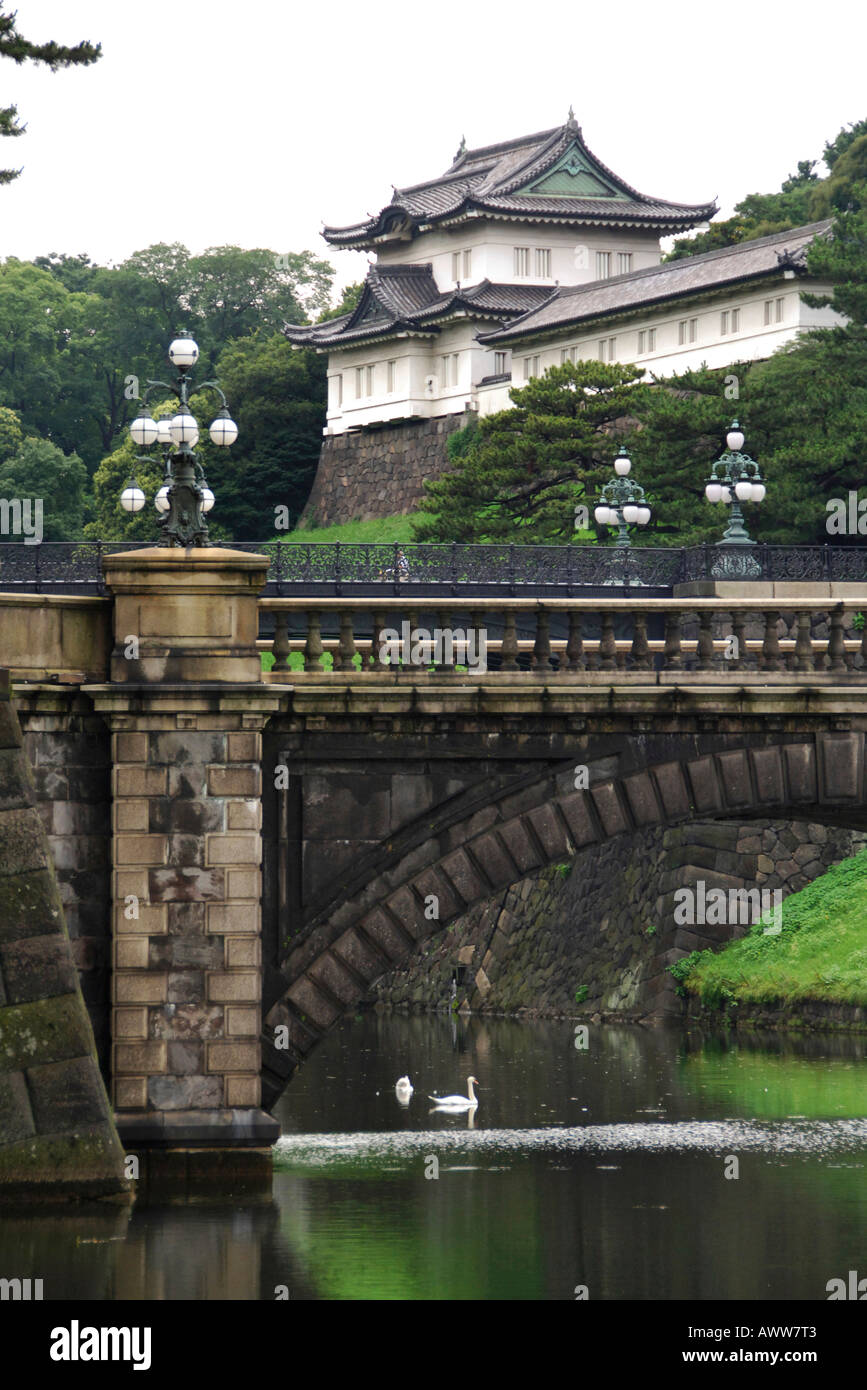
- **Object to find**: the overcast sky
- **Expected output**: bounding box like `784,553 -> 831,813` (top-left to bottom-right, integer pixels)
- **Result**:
2,0 -> 864,299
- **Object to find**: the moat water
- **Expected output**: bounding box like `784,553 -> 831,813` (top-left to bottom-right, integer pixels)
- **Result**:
3,1015 -> 866,1300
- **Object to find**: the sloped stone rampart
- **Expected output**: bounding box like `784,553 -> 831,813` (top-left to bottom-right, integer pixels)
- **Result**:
301,412 -> 471,526
0,668 -> 127,1200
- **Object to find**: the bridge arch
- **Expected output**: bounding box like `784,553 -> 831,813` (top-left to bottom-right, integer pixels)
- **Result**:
262,730 -> 867,1105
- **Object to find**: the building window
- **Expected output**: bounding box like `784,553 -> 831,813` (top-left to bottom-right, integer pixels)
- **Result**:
597,338 -> 616,362
494,351 -> 508,375
535,248 -> 551,277
387,360 -> 396,393
647,328 -> 656,351
514,247 -> 530,276
337,374 -> 343,407
522,355 -> 541,380
763,299 -> 773,325
720,311 -> 729,335
678,318 -> 698,345
638,329 -> 656,354
731,308 -> 740,332
463,249 -> 472,279
598,339 -> 606,361
355,367 -> 364,399
596,251 -> 611,279
617,252 -> 632,275
776,296 -> 784,322
451,252 -> 460,281
441,353 -> 459,387
366,365 -> 375,395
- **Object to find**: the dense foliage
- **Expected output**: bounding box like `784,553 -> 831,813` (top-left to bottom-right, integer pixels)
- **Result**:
0,243 -> 337,540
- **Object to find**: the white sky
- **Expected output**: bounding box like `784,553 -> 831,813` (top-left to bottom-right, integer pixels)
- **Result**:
2,0 -> 865,300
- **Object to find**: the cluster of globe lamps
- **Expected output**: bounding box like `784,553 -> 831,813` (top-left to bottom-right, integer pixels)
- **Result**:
592,422 -> 765,548
120,336 -> 238,523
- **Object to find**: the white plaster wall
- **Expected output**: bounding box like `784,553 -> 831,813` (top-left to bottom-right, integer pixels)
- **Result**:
376,220 -> 661,292
321,279 -> 844,434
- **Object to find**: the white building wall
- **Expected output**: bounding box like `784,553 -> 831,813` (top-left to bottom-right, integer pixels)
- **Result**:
375,220 -> 661,293
323,279 -> 844,434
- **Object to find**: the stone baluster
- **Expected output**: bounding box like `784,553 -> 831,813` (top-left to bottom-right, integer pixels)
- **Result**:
271,611 -> 290,673
369,614 -> 386,670
697,612 -> 715,672
469,609 -> 485,673
794,611 -> 813,672
565,611 -> 584,672
500,610 -> 520,672
599,612 -> 617,671
436,609 -> 454,672
630,612 -> 651,671
304,611 -> 324,672
760,610 -> 783,672
532,608 -> 551,671
336,611 -> 357,671
726,612 -> 746,672
663,610 -> 682,670
828,606 -> 846,672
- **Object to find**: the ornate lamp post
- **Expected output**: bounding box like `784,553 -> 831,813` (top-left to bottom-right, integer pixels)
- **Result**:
594,445 -> 651,548
122,336 -> 236,546
705,420 -> 766,545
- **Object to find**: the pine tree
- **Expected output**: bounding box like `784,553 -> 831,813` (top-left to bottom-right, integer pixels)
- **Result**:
1,8 -> 101,185
412,360 -> 649,543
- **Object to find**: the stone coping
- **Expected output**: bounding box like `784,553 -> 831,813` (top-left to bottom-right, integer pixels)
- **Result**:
260,595 -> 867,611
117,1108 -> 281,1148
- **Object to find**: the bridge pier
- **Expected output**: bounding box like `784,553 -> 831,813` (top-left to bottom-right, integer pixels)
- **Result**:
85,548 -> 282,1168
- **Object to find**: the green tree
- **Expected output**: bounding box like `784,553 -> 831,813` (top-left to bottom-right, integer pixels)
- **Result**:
1,8 -> 100,184
0,435 -> 87,539
317,281 -> 364,322
809,137 -> 867,218
413,360 -> 650,543
205,331 -> 327,537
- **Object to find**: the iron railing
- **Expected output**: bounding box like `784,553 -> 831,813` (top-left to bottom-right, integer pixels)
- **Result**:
1,540 -> 867,595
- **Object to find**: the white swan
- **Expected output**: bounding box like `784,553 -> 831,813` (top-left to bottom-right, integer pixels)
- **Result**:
395,1075 -> 413,1102
428,1076 -> 480,1110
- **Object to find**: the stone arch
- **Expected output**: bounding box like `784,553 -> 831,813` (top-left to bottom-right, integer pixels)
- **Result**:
262,731 -> 867,1106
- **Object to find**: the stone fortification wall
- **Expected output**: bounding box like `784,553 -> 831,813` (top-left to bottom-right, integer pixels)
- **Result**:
368,819 -> 867,1018
301,412 -> 472,527
0,669 -> 126,1199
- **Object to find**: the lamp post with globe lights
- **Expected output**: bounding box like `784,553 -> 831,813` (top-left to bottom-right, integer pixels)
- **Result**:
122,336 -> 236,546
594,445 -> 652,549
705,420 -> 766,546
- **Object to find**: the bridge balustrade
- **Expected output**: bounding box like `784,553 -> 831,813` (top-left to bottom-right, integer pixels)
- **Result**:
258,598 -> 867,679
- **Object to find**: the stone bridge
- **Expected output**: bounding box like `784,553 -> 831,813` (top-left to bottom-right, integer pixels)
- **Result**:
3,545 -> 867,1169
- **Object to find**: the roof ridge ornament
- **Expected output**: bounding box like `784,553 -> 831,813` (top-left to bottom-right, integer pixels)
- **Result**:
455,134 -> 467,162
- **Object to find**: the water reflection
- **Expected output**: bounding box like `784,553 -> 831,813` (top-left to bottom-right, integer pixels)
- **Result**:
2,1017 -> 865,1300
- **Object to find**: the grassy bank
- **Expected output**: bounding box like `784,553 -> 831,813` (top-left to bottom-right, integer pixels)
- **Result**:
284,513 -> 432,544
671,848 -> 867,1009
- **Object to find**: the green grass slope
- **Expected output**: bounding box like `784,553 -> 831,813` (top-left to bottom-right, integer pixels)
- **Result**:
672,847 -> 867,1009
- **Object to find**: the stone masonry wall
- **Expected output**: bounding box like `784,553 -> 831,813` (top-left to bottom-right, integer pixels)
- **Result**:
111,726 -> 264,1123
0,669 -> 126,1199
301,412 -> 472,527
369,818 -> 867,1018
20,699 -> 112,1081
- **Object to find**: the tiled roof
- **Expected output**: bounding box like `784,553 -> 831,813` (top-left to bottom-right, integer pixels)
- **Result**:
478,221 -> 833,345
323,117 -> 716,247
284,266 -> 554,349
